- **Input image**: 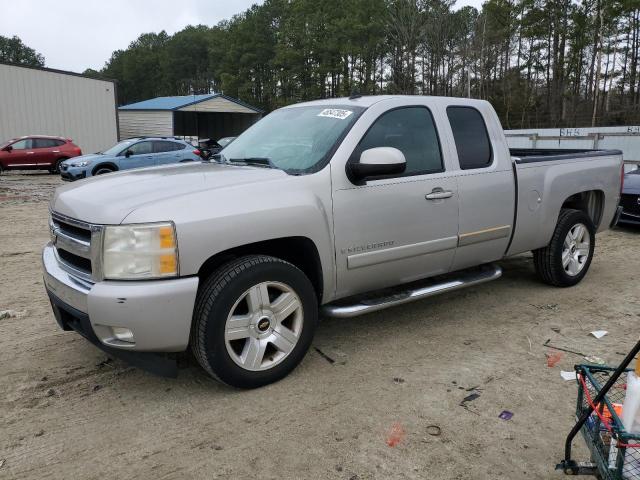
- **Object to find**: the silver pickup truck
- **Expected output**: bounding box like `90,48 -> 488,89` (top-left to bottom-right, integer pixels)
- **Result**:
43,96 -> 624,388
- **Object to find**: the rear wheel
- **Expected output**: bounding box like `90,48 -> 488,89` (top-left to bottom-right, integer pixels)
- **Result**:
533,209 -> 596,287
50,157 -> 67,174
191,255 -> 317,388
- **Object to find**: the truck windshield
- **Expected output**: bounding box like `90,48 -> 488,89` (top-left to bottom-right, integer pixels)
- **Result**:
221,105 -> 364,174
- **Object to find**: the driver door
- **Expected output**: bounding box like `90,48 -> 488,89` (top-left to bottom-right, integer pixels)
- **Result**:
6,138 -> 34,167
331,106 -> 459,299
120,141 -> 154,169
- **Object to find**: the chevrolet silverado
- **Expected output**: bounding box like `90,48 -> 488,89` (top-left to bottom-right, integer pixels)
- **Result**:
43,96 -> 624,388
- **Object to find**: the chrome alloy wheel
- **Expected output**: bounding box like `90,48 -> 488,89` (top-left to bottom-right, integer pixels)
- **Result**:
224,281 -> 304,371
562,223 -> 590,276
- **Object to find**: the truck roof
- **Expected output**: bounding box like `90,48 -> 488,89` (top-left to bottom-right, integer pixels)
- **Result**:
288,95 -> 491,109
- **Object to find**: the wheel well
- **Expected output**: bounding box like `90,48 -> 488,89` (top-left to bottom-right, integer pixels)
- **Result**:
197,237 -> 324,300
560,190 -> 604,227
92,163 -> 118,175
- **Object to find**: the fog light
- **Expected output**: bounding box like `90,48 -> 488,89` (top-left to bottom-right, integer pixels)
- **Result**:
111,327 -> 134,343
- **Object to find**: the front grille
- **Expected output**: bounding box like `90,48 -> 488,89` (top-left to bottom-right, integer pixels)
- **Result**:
55,219 -> 91,242
50,212 -> 101,281
620,194 -> 640,214
57,249 -> 92,273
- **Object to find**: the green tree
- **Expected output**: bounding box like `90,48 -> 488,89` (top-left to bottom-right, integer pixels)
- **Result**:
92,0 -> 640,126
0,35 -> 44,66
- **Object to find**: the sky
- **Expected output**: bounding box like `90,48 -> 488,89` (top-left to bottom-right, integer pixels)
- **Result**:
1,0 -> 484,74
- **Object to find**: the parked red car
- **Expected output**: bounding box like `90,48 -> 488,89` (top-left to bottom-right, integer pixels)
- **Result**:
0,136 -> 82,174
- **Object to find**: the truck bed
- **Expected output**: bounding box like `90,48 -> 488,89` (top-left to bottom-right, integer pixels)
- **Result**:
510,148 -> 622,164
506,147 -> 623,258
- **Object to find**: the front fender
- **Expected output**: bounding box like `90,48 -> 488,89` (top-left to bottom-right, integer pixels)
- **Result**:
123,167 -> 337,302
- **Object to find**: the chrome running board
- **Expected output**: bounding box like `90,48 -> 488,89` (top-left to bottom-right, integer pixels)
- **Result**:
321,263 -> 502,318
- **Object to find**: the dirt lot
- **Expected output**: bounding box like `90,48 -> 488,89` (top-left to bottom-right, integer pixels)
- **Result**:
1,171 -> 639,479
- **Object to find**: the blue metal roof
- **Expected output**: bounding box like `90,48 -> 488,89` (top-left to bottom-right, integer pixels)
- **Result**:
118,93 -> 263,113
118,94 -> 216,111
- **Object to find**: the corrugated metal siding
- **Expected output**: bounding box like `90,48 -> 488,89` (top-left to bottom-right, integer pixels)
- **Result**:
0,63 -> 118,154
118,111 -> 173,139
178,97 -> 257,113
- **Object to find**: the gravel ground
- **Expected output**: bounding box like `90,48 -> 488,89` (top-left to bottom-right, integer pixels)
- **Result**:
1,171 -> 639,480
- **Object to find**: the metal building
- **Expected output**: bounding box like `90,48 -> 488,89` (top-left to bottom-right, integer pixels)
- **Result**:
0,62 -> 118,154
118,94 -> 263,142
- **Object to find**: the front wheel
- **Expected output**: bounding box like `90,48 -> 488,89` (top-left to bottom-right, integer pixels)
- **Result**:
533,209 -> 596,287
191,255 -> 318,388
94,166 -> 114,175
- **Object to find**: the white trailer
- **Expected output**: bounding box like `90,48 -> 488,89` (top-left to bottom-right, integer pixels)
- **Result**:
0,62 -> 118,155
505,126 -> 640,172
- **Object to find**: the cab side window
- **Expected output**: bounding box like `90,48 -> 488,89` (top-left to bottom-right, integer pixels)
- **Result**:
34,138 -> 59,148
153,141 -> 183,153
447,106 -> 493,169
11,139 -> 32,149
353,107 -> 443,176
127,141 -> 153,156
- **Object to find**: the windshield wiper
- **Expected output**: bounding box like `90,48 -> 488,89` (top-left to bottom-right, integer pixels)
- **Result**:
228,157 -> 275,168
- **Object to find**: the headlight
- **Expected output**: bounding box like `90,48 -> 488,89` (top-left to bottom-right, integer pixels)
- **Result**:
70,161 -> 90,167
102,222 -> 178,280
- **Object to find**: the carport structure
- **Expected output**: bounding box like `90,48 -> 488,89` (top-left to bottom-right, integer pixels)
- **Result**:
118,94 -> 263,142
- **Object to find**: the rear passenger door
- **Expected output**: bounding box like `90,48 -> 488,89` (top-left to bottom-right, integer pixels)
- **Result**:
331,105 -> 459,298
445,105 -> 516,271
33,138 -> 61,167
153,141 -> 184,165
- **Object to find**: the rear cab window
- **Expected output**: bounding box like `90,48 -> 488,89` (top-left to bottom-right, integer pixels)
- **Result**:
446,106 -> 493,170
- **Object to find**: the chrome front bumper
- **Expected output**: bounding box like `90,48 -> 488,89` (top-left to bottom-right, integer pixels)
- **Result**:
43,243 -> 199,352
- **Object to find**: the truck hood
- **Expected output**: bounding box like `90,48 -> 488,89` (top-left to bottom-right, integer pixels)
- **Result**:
51,162 -> 288,224
623,169 -> 640,194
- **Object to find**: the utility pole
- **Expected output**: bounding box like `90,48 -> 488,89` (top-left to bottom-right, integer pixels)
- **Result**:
591,0 -> 604,127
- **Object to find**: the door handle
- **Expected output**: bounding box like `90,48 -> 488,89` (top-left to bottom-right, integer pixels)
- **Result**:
26,151 -> 34,155
425,188 -> 453,200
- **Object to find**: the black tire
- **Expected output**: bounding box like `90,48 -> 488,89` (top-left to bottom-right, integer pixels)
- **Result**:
191,255 -> 318,388
0,163 -> 3,175
50,157 -> 67,174
533,209 -> 596,287
94,166 -> 114,175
